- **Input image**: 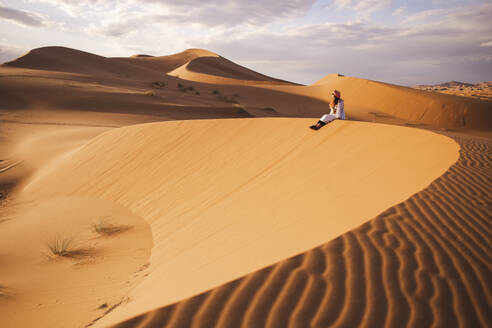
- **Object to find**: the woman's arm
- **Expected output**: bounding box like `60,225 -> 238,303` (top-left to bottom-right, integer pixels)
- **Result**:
334,101 -> 344,119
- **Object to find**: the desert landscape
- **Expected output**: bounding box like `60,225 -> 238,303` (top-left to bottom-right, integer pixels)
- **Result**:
0,44 -> 490,328
413,81 -> 492,101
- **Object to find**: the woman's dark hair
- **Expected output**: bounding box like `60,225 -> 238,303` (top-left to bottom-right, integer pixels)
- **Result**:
333,96 -> 339,105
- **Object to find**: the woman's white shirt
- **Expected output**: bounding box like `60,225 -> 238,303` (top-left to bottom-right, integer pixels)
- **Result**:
329,100 -> 345,120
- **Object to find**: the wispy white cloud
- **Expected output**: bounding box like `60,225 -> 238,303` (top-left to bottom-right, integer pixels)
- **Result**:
190,2 -> 492,84
30,0 -> 316,26
393,5 -> 407,16
333,0 -> 392,13
0,5 -> 46,27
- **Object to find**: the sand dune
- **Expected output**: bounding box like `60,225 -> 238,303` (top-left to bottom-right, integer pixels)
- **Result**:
168,56 -> 297,85
413,81 -> 492,101
5,47 -> 162,79
109,133 -> 492,328
2,47 -> 491,133
311,74 -> 492,130
114,49 -> 220,74
1,46 -> 491,328
13,118 -> 459,327
247,74 -> 492,131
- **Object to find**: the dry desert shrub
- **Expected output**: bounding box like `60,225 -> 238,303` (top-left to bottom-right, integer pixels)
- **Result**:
46,237 -> 96,259
233,104 -> 247,115
151,81 -> 167,88
177,83 -> 199,94
0,285 -> 12,300
93,217 -> 130,236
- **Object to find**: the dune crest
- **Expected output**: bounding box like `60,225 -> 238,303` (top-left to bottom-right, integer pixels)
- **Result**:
168,55 -> 297,85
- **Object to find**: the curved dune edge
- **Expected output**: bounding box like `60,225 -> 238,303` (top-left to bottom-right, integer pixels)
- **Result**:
18,118 -> 459,327
168,56 -> 296,86
109,133 -> 492,328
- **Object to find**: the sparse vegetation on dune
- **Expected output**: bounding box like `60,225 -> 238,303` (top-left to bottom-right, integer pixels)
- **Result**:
217,94 -> 238,103
151,81 -> 167,88
211,89 -> 240,103
0,285 -> 11,299
46,237 -> 96,259
93,217 -> 130,236
178,83 -> 200,95
233,104 -> 251,116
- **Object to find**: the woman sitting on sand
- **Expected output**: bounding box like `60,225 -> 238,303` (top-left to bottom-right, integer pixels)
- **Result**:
310,90 -> 345,130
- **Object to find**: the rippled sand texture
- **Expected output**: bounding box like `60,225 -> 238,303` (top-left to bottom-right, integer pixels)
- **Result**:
112,134 -> 492,328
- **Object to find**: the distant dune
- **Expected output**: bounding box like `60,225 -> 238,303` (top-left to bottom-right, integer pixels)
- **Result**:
413,81 -> 492,102
3,46 -> 491,131
168,55 -> 298,85
307,74 -> 492,130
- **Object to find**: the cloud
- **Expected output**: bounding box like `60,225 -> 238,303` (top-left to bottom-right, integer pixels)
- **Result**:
0,5 -> 45,27
393,5 -> 407,16
190,3 -> 492,85
333,0 -> 392,13
31,0 -> 316,26
5,1 -> 492,85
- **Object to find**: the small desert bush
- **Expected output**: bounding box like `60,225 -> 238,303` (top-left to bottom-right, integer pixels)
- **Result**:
151,81 -> 167,88
217,94 -> 238,104
233,104 -> 248,115
93,218 -> 130,236
177,83 -> 200,94
0,285 -> 11,300
46,237 -> 96,259
212,90 -> 220,95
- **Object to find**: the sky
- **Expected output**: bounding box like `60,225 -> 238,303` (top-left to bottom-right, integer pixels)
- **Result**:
0,0 -> 491,85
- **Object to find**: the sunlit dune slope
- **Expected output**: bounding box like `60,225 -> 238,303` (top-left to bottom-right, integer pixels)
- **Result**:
18,118 -> 459,326
308,74 -> 492,130
247,73 -> 492,130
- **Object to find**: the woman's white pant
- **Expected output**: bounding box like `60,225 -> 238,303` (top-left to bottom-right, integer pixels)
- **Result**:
320,114 -> 336,123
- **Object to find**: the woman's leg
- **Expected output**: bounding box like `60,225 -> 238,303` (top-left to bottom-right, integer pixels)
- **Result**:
320,114 -> 335,123
310,120 -> 326,130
